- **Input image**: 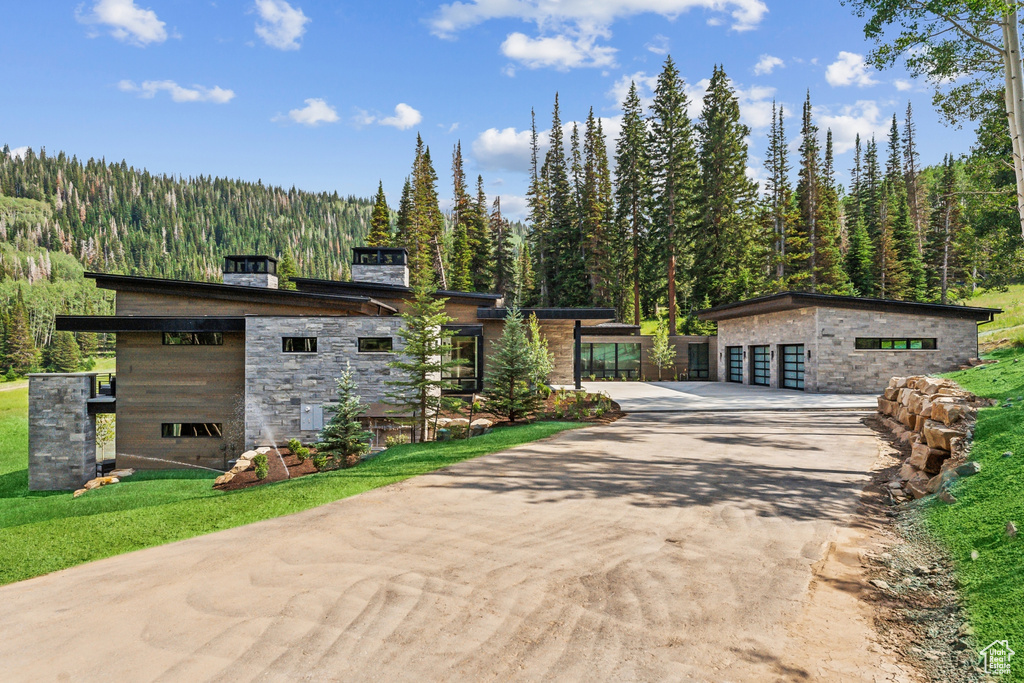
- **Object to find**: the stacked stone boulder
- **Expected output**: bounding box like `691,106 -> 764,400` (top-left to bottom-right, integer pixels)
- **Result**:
876,376 -> 984,500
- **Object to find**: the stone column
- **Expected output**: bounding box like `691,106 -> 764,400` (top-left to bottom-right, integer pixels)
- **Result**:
28,373 -> 97,491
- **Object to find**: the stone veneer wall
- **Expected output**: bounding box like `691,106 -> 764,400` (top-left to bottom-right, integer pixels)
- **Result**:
28,373 -> 96,491
244,317 -> 407,446
716,308 -> 818,390
351,264 -> 409,287
815,308 -> 979,394
222,273 -> 278,289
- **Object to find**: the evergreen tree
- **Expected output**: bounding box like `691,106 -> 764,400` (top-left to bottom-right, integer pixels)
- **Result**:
613,81 -> 651,324
277,250 -> 298,290
793,92 -> 821,289
468,176 -> 494,292
925,155 -> 964,303
525,109 -> 550,306
902,102 -> 926,250
514,242 -> 536,306
693,65 -> 760,307
581,110 -> 616,309
526,312 -> 554,389
845,136 -> 875,295
814,130 -> 853,294
77,331 -> 98,358
489,197 -> 515,297
885,115 -> 927,300
448,143 -> 473,291
315,365 -> 374,468
384,275 -> 461,442
366,181 -> 392,247
394,177 -> 414,249
48,330 -> 81,373
648,56 -> 699,334
5,288 -> 35,374
863,136 -> 882,245
764,102 -> 792,282
483,305 -> 540,423
545,95 -> 589,306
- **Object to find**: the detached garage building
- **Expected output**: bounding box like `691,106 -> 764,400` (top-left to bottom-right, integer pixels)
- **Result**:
698,292 -> 1000,394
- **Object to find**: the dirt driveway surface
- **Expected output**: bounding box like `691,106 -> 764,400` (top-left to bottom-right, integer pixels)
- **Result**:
0,411 -> 907,682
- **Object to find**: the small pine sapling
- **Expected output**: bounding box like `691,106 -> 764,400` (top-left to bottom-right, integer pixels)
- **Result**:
484,305 -> 540,423
316,365 -> 373,469
526,313 -> 554,392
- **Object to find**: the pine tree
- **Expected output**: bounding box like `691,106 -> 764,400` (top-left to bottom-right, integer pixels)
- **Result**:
546,95 -> 589,306
863,136 -> 882,245
48,330 -> 81,373
648,56 -> 699,334
693,65 -> 760,306
902,102 -> 926,251
484,305 -> 540,423
526,312 -> 554,389
885,115 -> 927,300
613,81 -> 651,324
845,135 -> 875,295
277,250 -> 298,290
581,110 -> 616,309
77,331 -> 98,358
468,176 -> 494,292
490,196 -> 515,297
815,130 -> 853,294
515,242 -> 536,306
5,288 -> 36,374
394,177 -> 414,249
448,143 -> 473,291
366,181 -> 392,247
925,155 -> 964,303
764,102 -> 792,282
315,364 -> 374,468
793,92 -> 821,290
526,109 -> 550,306
384,275 -> 462,442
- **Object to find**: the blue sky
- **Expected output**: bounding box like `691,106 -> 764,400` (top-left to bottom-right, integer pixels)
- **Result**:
2,0 -> 977,219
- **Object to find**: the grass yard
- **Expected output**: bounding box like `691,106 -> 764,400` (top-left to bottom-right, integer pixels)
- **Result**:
933,346 -> 1024,680
0,383 -> 580,586
972,284 -> 1024,345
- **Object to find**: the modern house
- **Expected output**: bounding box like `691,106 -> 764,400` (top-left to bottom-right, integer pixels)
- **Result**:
37,249 -> 614,478
698,291 -> 1000,394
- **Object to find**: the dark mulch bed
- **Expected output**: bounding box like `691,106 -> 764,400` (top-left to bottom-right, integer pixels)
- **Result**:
443,394 -> 624,428
215,448 -> 319,492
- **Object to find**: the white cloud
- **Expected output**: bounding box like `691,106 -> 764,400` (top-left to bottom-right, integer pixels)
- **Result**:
495,194 -> 529,220
118,79 -> 235,103
379,103 -> 423,130
753,54 -> 783,76
608,71 -> 660,108
500,32 -> 616,70
352,103 -> 423,130
646,34 -> 669,55
894,79 -> 914,91
735,84 -> 776,130
77,0 -> 168,46
825,51 -> 879,88
472,115 -> 621,172
254,0 -> 310,51
10,146 -> 29,160
817,100 -> 889,154
281,98 -> 339,126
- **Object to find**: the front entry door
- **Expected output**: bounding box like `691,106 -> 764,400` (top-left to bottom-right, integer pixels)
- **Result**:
688,343 -> 709,379
780,344 -> 805,390
751,345 -> 770,386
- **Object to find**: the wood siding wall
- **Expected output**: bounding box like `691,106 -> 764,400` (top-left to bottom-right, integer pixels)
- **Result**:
116,331 -> 245,470
115,291 -> 358,317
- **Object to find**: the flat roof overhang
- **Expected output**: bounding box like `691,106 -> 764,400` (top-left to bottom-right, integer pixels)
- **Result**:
477,307 -> 617,322
698,291 -> 1001,323
57,316 -> 247,333
86,272 -> 397,316
292,277 -> 503,306
580,323 -> 640,336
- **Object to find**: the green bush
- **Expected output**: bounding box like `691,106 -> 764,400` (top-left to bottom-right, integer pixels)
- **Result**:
312,454 -> 330,471
287,438 -> 301,453
294,446 -> 310,463
253,453 -> 269,480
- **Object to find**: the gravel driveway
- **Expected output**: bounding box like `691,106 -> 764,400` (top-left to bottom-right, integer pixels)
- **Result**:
0,411 -> 892,681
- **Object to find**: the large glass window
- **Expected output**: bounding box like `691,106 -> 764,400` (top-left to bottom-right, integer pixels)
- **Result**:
688,343 -> 710,379
443,336 -> 481,392
282,337 -> 317,353
581,342 -> 641,380
855,338 -> 937,350
163,332 -> 223,345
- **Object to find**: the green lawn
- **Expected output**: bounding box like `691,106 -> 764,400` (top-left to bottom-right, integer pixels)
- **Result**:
972,284 -> 1024,344
932,347 -> 1024,681
0,383 -> 579,585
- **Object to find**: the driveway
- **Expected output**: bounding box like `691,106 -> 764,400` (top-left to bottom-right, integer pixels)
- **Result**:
0,411 -> 892,681
578,380 -> 879,413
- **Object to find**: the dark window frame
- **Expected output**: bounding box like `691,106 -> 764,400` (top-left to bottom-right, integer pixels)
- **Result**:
282,337 -> 318,353
726,346 -> 744,383
780,344 -> 805,391
750,345 -> 770,386
580,342 -> 642,380
688,343 -> 710,379
161,422 -> 223,438
163,332 -> 224,346
855,337 -> 937,351
357,337 -> 394,353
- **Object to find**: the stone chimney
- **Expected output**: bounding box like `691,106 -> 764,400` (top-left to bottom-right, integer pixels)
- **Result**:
351,247 -> 409,287
222,255 -> 278,289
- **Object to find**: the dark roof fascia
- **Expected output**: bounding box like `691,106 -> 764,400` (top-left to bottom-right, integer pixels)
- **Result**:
85,272 -> 397,315
291,277 -> 503,304
698,291 -> 1001,323
477,307 -> 617,321
56,315 -> 246,333
580,323 -> 641,336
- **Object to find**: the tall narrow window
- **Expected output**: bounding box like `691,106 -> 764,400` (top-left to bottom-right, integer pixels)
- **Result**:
282,337 -> 317,353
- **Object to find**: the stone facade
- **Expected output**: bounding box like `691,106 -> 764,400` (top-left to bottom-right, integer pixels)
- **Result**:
223,272 -> 278,289
244,317 -> 407,446
351,264 -> 409,287
28,373 -> 96,490
717,306 -> 980,394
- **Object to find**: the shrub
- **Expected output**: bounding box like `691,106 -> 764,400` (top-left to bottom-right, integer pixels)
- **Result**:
312,454 -> 330,471
294,446 -> 310,463
253,453 -> 269,480
287,438 -> 302,454
4,368 -> 17,382
385,433 -> 410,448
316,365 -> 373,469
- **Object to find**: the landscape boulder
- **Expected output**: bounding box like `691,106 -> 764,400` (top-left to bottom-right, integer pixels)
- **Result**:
470,418 -> 493,436
955,461 -> 982,477
908,443 -> 949,475
214,472 -> 235,486
926,470 -> 958,494
923,420 -> 961,451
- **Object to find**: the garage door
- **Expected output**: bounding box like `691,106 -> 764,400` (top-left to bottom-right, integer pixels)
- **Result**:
726,347 -> 743,383
751,345 -> 770,386
780,344 -> 805,390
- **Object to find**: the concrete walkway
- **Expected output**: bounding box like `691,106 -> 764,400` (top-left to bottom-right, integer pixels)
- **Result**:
0,410 -> 898,682
576,380 -> 879,412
